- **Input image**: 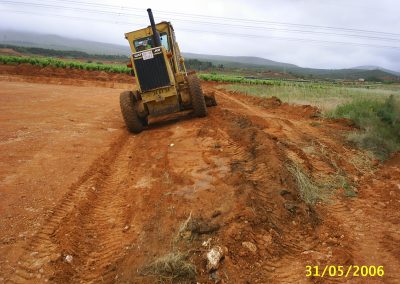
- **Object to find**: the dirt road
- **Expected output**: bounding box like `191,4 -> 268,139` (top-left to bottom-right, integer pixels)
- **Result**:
0,68 -> 399,283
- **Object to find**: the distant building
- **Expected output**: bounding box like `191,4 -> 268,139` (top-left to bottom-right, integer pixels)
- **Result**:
358,78 -> 365,82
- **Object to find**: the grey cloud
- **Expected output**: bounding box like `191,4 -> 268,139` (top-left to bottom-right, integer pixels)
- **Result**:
1,0 -> 399,71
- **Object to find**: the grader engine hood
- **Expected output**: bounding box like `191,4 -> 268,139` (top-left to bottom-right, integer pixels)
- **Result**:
132,47 -> 171,92
131,46 -> 180,117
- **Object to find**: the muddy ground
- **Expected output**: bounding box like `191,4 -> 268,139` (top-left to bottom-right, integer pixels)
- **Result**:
0,65 -> 399,283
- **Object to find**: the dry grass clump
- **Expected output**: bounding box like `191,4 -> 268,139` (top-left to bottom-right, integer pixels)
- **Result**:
287,163 -> 331,204
140,252 -> 196,283
349,151 -> 373,173
140,214 -> 198,283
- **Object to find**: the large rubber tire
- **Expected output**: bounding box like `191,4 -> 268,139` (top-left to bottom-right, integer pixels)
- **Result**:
187,74 -> 207,117
120,91 -> 144,133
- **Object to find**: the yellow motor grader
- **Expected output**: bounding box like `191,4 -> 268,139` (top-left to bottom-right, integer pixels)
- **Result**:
120,9 -> 216,133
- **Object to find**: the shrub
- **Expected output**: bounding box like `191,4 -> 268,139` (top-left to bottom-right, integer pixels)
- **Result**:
330,95 -> 400,160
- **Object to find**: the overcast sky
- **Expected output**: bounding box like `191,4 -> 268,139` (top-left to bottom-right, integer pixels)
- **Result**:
1,0 -> 399,71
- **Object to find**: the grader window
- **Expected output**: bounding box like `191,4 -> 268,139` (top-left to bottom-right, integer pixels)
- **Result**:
134,32 -> 169,52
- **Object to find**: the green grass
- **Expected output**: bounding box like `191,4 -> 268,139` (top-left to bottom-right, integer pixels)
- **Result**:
0,55 -> 130,74
329,95 -> 400,160
219,83 -> 400,111
199,73 -> 282,85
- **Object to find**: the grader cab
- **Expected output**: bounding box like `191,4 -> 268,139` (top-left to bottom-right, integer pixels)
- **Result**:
120,9 -> 216,133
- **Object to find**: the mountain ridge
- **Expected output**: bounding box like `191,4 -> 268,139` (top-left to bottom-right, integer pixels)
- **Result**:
353,65 -> 400,76
1,30 -> 399,80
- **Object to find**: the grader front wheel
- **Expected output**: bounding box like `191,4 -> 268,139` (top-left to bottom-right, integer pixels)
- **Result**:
120,91 -> 144,133
187,74 -> 207,117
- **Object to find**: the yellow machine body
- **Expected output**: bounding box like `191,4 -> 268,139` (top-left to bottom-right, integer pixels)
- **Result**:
119,9 -> 214,133
124,21 -> 191,117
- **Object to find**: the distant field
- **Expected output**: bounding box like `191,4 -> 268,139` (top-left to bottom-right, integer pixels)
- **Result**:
0,55 -> 130,74
199,73 -> 283,85
219,83 -> 400,111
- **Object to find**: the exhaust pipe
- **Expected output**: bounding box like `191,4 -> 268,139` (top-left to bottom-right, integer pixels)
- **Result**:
147,8 -> 161,47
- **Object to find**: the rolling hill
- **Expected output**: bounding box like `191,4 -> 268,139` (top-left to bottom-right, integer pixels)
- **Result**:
0,30 -> 130,55
353,65 -> 400,76
183,52 -> 298,69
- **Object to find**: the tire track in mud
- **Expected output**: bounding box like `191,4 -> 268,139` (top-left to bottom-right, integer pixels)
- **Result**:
11,132 -> 134,283
10,116 -> 206,283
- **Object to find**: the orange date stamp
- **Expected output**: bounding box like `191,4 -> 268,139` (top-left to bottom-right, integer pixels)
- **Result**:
306,265 -> 384,278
